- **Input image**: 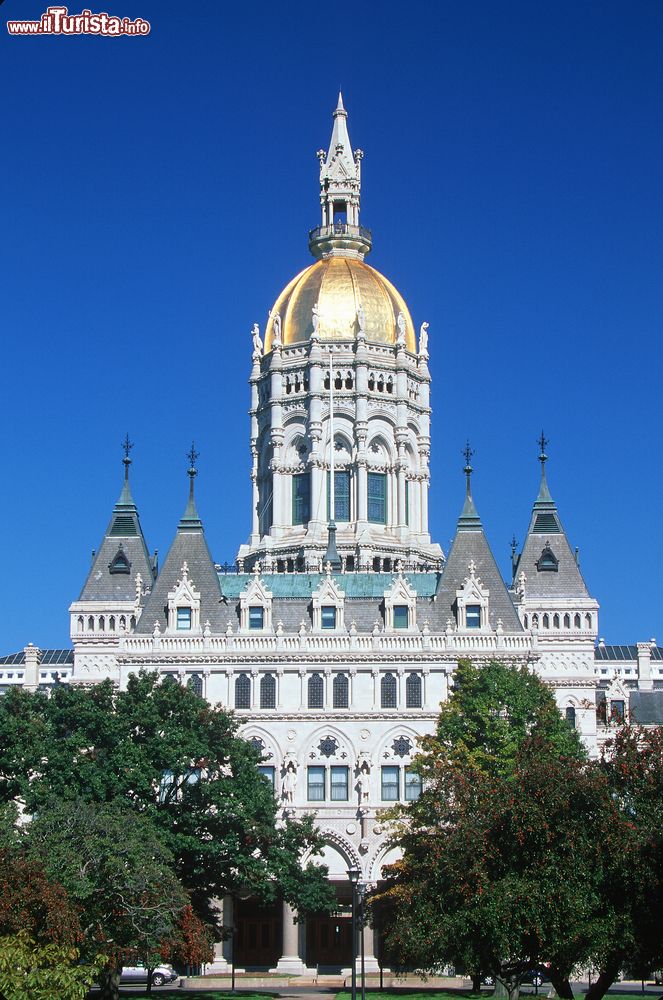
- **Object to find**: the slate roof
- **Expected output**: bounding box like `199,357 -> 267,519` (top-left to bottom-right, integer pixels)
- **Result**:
434,490 -> 523,632
134,485 -> 224,634
630,691 -> 663,724
78,474 -> 155,603
0,650 -> 73,666
595,645 -> 663,662
512,468 -> 591,600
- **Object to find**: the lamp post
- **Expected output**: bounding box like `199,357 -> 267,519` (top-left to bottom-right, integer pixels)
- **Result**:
357,881 -> 366,1000
347,865 -> 361,1000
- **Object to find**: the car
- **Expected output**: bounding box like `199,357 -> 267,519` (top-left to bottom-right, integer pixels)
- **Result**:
481,969 -> 550,989
119,963 -> 178,987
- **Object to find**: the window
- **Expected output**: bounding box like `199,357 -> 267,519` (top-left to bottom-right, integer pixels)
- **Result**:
542,613 -> 550,629
406,673 -> 422,708
321,606 -> 337,630
292,472 -> 311,525
393,605 -> 409,630
235,673 -> 251,709
307,766 -> 325,801
564,613 -> 571,629
381,766 -> 400,801
249,606 -> 264,630
565,706 -> 576,728
327,470 -> 351,522
187,673 -> 203,697
258,765 -> 275,788
368,472 -> 387,524
381,672 -> 397,708
404,766 -> 422,801
611,699 -> 625,724
574,613 -> 581,629
536,546 -> 558,572
177,607 -> 192,630
330,766 -> 349,801
260,673 -> 276,709
333,673 -> 349,709
308,672 -> 324,709
465,604 -> 481,629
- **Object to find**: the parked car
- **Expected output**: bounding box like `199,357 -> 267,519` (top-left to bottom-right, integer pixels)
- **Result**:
481,970 -> 550,988
119,963 -> 178,987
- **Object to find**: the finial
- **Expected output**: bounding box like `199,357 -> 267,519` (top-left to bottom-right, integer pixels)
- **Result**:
187,442 -> 199,499
463,441 -> 474,496
538,430 -> 549,471
122,433 -> 133,481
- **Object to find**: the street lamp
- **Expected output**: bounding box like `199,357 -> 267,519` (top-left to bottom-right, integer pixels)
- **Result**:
357,881 -> 366,1000
347,865 -> 361,1000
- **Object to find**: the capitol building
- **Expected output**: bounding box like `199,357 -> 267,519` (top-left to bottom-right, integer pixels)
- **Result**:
3,96 -> 662,974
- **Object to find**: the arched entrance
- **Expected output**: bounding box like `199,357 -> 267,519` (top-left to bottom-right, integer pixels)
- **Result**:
306,842 -> 354,971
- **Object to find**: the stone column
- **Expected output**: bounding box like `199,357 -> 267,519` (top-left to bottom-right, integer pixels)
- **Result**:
362,921 -> 380,973
207,895 -> 232,972
273,902 -> 308,974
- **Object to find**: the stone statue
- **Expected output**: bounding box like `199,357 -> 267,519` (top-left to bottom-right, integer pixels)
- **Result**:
271,311 -> 282,349
356,764 -> 370,804
356,302 -> 365,336
396,311 -> 406,348
312,302 -> 319,335
419,321 -> 429,357
251,322 -> 263,357
282,761 -> 297,803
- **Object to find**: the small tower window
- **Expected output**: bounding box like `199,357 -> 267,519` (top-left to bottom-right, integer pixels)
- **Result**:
565,706 -> 576,728
235,673 -> 251,709
187,673 -> 203,697
564,613 -> 571,629
368,472 -> 387,524
553,613 -> 560,628
260,673 -> 276,709
542,613 -> 550,629
574,613 -> 581,629
381,672 -> 397,708
176,607 -> 192,630
292,472 -> 311,525
333,673 -> 349,709
308,672 -> 324,709
536,546 -> 558,572
465,604 -> 481,629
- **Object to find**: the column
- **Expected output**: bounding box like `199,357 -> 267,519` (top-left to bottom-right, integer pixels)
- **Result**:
207,896 -> 232,972
273,902 -> 308,974
362,921 -> 380,974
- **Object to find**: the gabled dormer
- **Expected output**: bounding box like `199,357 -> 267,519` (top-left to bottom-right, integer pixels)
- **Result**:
166,562 -> 201,633
455,560 -> 490,631
311,564 -> 346,631
383,562 -> 417,631
239,564 -> 273,631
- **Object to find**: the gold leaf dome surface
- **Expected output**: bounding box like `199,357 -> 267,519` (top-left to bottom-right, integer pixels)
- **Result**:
265,257 -> 416,352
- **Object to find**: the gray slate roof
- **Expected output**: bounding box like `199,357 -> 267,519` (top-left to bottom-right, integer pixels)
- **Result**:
512,470 -> 590,600
630,691 -> 663,724
434,491 -> 523,632
134,489 -> 224,634
79,476 -> 155,603
595,645 -> 663,662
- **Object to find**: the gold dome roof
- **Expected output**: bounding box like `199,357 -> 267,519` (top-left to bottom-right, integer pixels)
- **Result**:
264,257 -> 416,352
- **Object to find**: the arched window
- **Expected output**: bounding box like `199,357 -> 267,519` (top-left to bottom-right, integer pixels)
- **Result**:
308,672 -> 324,709
98,617 -> 105,632
565,706 -> 576,728
333,673 -> 349,709
368,372 -> 375,391
109,615 -> 116,631
531,613 -> 539,628
260,673 -> 276,709
542,613 -> 550,629
235,673 -> 251,709
77,616 -> 84,631
574,613 -> 581,629
406,673 -> 422,708
377,375 -> 384,392
523,614 -> 529,629
381,672 -> 397,709
87,616 -> 95,631
563,613 -> 571,629
345,371 -> 353,389
553,613 -> 560,628
188,673 -> 203,697
334,371 -> 342,390
119,615 -> 126,630
585,613 -> 592,629
130,615 -> 136,630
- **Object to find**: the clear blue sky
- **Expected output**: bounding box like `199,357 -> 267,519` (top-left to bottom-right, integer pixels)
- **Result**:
2,0 -> 662,651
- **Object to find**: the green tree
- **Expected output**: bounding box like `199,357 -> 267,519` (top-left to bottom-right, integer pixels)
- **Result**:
378,661 -> 624,1000
0,672 -> 334,924
0,933 -> 102,1000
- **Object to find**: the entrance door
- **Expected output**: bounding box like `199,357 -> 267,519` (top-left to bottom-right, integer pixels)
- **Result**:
235,900 -> 280,968
306,914 -> 352,969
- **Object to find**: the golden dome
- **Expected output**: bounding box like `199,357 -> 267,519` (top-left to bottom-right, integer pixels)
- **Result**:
264,257 -> 416,353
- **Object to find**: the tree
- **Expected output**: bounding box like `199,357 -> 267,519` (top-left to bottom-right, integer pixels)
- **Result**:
0,672 -> 334,925
26,798 -> 189,1000
378,661 -> 625,1000
0,933 -> 102,1000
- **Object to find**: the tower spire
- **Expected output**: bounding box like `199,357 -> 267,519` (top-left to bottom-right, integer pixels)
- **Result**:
122,432 -> 133,482
309,95 -> 371,261
537,430 -> 552,501
179,442 -> 203,531
458,441 -> 482,530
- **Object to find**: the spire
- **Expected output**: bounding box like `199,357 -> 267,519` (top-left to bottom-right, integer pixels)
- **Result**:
110,433 -> 139,533
458,441 -> 482,530
309,95 -> 371,260
529,431 -> 560,533
118,432 -> 134,506
178,442 -> 203,531
536,429 -> 552,502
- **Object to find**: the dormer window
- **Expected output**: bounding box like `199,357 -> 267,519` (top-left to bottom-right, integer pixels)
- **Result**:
393,605 -> 409,630
177,607 -> 192,630
249,606 -> 264,630
321,606 -> 337,629
108,545 -> 131,575
536,545 -> 558,572
466,604 -> 481,629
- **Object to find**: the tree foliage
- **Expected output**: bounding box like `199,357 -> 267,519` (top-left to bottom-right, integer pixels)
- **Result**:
0,933 -> 101,1000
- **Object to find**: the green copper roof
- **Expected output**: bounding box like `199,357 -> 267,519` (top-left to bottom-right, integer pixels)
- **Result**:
218,572 -> 441,599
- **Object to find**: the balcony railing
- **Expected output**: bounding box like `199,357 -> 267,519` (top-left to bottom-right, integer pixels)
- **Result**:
308,223 -> 372,242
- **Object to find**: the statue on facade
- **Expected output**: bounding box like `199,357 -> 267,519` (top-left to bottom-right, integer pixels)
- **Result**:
312,302 -> 320,336
271,311 -> 282,349
251,323 -> 263,358
396,311 -> 406,348
356,302 -> 365,337
282,761 -> 297,803
419,321 -> 429,358
356,762 -> 370,804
